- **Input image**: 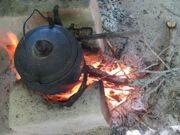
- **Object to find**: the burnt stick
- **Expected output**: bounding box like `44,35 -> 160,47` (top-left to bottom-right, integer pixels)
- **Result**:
87,65 -> 128,85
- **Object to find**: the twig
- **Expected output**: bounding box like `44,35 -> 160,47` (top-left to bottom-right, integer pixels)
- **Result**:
109,97 -> 128,112
158,46 -> 170,57
146,79 -> 165,96
133,114 -> 157,132
141,63 -> 159,71
86,65 -> 128,84
105,39 -> 116,56
131,68 -> 179,87
139,67 -> 180,74
125,62 -> 159,77
78,31 -> 140,40
142,38 -> 170,69
121,31 -> 161,69
110,102 -> 127,115
131,74 -> 162,87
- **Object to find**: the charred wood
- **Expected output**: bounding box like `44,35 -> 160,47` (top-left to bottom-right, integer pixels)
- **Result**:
87,65 -> 128,85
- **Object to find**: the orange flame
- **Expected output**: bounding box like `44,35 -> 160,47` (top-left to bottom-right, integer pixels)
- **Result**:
84,51 -> 136,108
45,75 -> 84,101
46,82 -> 82,101
6,32 -> 18,56
2,32 -> 21,80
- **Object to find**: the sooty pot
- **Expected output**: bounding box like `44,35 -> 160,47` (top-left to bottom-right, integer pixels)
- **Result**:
14,24 -> 84,94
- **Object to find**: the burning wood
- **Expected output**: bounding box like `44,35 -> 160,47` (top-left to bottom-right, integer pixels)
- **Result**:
87,65 -> 128,84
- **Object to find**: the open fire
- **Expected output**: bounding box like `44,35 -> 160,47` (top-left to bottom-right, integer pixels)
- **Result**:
1,32 -> 21,80
3,32 -> 140,110
84,51 -> 138,109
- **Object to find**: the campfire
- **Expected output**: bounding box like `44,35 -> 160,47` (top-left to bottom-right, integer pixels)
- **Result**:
1,1 -> 180,135
0,5 -> 142,109
1,5 -> 151,135
0,6 -> 141,110
4,30 -> 141,110
44,49 -> 140,109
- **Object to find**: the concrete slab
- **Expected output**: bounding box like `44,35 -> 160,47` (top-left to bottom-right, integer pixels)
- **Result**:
9,82 -> 108,135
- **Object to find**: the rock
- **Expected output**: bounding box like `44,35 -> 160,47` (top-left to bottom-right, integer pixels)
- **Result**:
166,20 -> 177,29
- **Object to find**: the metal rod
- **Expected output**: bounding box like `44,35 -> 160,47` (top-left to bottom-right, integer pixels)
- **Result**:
77,31 -> 140,40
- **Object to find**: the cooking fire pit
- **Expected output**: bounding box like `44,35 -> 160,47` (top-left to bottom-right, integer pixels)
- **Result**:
13,5 -> 135,108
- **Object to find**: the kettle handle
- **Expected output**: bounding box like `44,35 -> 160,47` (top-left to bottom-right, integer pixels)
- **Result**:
23,9 -> 54,36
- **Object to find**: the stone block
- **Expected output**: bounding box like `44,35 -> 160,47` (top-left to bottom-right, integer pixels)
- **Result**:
9,82 -> 108,135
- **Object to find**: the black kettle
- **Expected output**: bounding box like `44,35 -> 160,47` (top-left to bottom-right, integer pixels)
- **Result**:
14,6 -> 85,94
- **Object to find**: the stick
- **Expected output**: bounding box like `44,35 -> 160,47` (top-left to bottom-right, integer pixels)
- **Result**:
141,63 -> 159,71
139,67 -> 180,74
86,65 -> 128,84
158,46 -> 170,57
77,31 -> 140,40
146,79 -> 165,96
142,38 -> 170,69
105,39 -> 116,56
